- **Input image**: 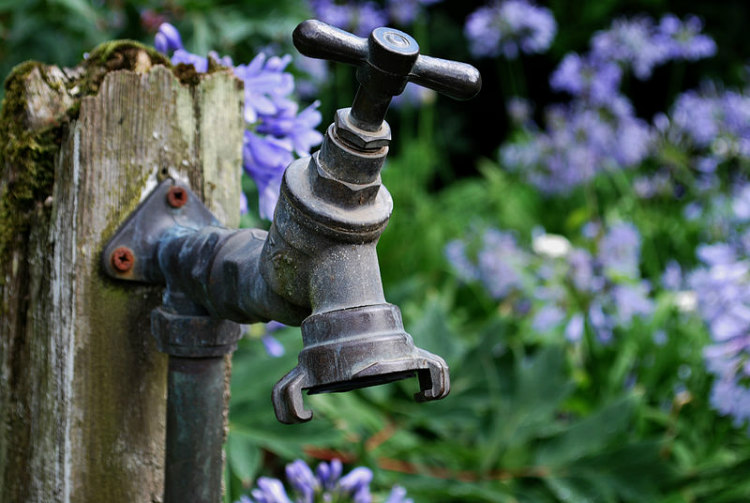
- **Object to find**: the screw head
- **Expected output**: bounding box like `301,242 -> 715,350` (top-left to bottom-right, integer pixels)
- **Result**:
166,186 -> 188,208
111,246 -> 134,273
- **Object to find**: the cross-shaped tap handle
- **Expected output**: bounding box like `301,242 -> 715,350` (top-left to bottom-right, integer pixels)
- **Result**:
293,19 -> 482,132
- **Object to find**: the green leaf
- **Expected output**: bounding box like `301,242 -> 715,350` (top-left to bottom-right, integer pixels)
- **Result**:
226,431 -> 261,484
536,394 -> 637,468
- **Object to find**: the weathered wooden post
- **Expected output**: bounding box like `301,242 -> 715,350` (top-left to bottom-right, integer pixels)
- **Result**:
0,42 -> 243,502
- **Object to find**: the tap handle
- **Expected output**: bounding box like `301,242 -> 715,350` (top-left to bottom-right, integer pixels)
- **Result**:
293,19 -> 481,129
293,19 -> 369,67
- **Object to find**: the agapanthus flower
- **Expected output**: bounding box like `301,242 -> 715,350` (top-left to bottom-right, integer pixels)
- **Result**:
665,86 -> 750,175
386,0 -> 441,26
309,0 -> 388,37
590,14 -> 715,80
445,221 -> 653,343
234,54 -> 296,124
464,0 -> 556,59
236,458 -> 390,503
385,486 -> 414,503
242,321 -> 286,358
590,16 -> 669,80
658,14 -> 717,61
612,281 -> 654,324
154,23 -> 323,220
688,183 -> 750,428
550,53 -> 622,107
599,221 -> 642,280
500,101 -> 652,193
476,228 -> 530,299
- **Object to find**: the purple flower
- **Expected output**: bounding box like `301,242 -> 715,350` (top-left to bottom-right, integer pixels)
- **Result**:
257,100 -> 324,157
385,486 -> 414,503
444,239 -> 479,281
309,0 -> 388,37
391,82 -> 437,109
316,458 -> 343,490
669,90 -> 721,148
236,459 -> 386,503
476,229 -> 529,299
697,243 -> 737,266
154,23 -> 323,221
243,131 -> 294,220
661,260 -> 684,290
591,16 -> 670,80
733,185 -> 750,221
240,191 -> 249,216
387,0 -> 441,26
261,330 -> 285,358
550,53 -> 622,106
612,282 -> 655,325
599,222 -> 642,280
665,87 -> 750,180
251,477 -> 293,503
285,460 -> 318,502
234,53 -> 295,124
658,14 -> 716,61
565,313 -> 585,343
531,303 -> 565,332
501,100 -> 652,193
568,248 -> 601,293
590,14 -> 715,80
464,0 -> 556,59
155,22 -> 183,53
338,467 -> 373,493
688,185 -> 750,427
589,300 -> 614,344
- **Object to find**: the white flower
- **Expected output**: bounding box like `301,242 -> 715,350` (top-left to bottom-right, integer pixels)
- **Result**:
532,233 -> 572,258
675,290 -> 698,312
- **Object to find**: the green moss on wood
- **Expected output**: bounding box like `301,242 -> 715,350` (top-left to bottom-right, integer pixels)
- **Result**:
0,39 -> 217,268
0,61 -> 61,266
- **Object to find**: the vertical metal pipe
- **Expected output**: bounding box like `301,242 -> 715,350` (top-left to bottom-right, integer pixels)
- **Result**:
164,356 -> 227,503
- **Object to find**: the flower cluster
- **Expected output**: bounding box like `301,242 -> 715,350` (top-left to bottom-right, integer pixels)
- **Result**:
659,86 -> 750,181
155,23 -> 323,220
590,14 -> 716,80
464,0 -> 556,59
688,185 -> 750,427
500,100 -> 652,193
236,458 -> 412,503
446,221 -> 654,344
499,12 -> 715,194
309,0 -> 440,37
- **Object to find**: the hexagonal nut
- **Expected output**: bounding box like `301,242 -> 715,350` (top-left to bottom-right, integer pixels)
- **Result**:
311,154 -> 382,207
150,306 -> 242,357
334,108 -> 391,150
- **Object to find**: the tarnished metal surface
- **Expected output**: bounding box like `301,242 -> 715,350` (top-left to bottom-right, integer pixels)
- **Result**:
165,355 -> 226,503
292,19 -> 481,132
273,304 -> 449,424
101,16 -> 480,502
151,306 -> 242,357
101,178 -> 220,283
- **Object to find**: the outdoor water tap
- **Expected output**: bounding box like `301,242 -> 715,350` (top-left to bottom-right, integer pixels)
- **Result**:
101,18 -> 479,501
264,20 -> 483,423
102,20 -> 480,428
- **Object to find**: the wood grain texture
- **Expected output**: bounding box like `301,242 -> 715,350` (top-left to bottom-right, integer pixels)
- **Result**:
0,56 -> 243,502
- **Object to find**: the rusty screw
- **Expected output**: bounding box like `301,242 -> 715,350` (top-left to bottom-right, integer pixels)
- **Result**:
167,186 -> 188,208
111,246 -> 135,273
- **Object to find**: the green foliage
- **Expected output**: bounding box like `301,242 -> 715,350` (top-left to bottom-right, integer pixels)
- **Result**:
5,1 -> 750,502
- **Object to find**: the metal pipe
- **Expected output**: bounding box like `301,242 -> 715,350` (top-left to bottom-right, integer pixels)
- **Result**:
150,295 -> 242,503
165,356 -> 226,503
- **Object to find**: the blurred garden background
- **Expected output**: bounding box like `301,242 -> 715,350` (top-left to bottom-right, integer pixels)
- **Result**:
4,0 -> 750,501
